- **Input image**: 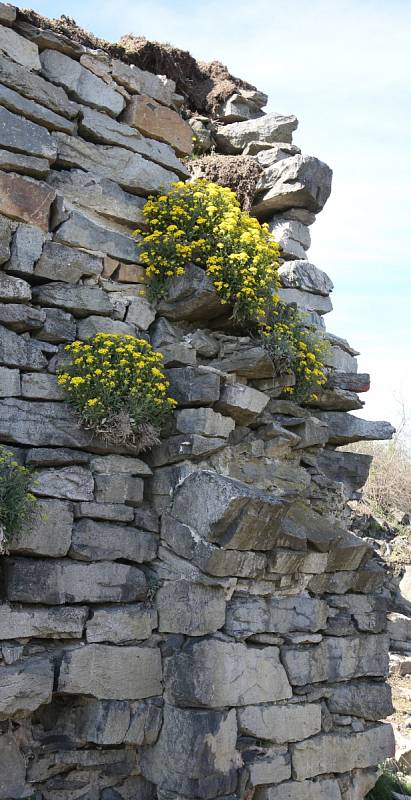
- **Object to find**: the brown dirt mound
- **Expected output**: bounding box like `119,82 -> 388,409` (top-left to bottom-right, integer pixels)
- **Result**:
16,9 -> 257,115
188,154 -> 262,211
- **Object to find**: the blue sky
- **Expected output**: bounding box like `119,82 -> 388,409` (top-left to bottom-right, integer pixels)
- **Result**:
14,0 -> 411,429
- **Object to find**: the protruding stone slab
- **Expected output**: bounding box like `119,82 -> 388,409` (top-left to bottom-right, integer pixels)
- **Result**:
291,725 -> 395,780
214,113 -> 298,153
253,154 -> 332,217
313,411 -> 395,444
111,59 -> 175,107
165,638 -> 292,707
0,25 -> 41,70
5,558 -> 147,604
172,470 -> 292,551
58,644 -> 162,699
21,372 -> 63,400
141,704 -> 240,798
0,657 -> 54,719
175,408 -> 235,438
86,605 -> 157,644
54,210 -> 141,263
238,702 -> 322,743
269,218 -> 311,260
327,681 -> 393,720
0,53 -> 79,119
159,263 -> 225,321
0,325 -> 47,370
225,594 -> 328,638
0,171 -> 55,230
282,634 -> 390,685
0,603 -> 87,640
40,49 -> 125,116
47,168 -> 146,227
166,367 -> 221,407
279,260 -> 333,296
34,240 -> 103,283
33,282 -> 112,317
0,106 -> 57,160
122,94 -> 193,155
0,272 -> 31,302
157,581 -> 226,635
216,382 -> 270,424
70,519 -> 157,563
5,221 -> 45,276
0,83 -> 75,133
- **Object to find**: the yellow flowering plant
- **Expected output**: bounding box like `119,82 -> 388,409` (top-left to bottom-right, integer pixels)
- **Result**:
57,333 -> 177,451
135,179 -> 280,326
263,303 -> 329,402
0,447 -> 37,551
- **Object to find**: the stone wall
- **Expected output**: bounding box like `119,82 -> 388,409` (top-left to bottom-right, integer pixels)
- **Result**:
0,6 -> 396,800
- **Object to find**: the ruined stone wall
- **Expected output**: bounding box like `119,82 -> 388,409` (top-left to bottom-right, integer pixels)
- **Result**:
0,6 -> 397,800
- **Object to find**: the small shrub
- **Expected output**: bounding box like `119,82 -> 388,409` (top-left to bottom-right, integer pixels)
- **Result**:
366,766 -> 411,800
136,178 -> 280,326
0,447 -> 37,551
57,333 -> 176,451
263,302 -> 329,402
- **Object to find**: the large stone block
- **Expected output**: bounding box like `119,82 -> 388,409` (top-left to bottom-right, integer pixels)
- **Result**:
245,744 -> 291,787
21,372 -> 63,400
216,382 -> 269,424
291,725 -> 395,780
157,580 -> 226,635
71,519 -> 157,563
213,345 -> 275,379
225,594 -> 328,638
165,638 -> 292,707
175,408 -> 235,439
74,501 -> 134,523
47,168 -> 146,227
0,147 -> 49,178
33,282 -> 112,316
0,215 -> 12,263
0,82 -> 75,133
141,704 -> 240,799
162,513 -> 267,578
53,131 -> 179,195
34,240 -> 103,282
54,209 -> 141,263
34,465 -> 94,501
214,113 -> 298,153
0,303 -> 45,334
171,471 -> 292,551
0,603 -> 87,639
238,702 -> 322,743
327,680 -> 393,720
0,107 -> 56,162
122,94 -> 193,155
94,473 -> 144,505
0,24 -> 41,70
5,221 -> 45,276
77,314 -> 135,340
8,497 -> 73,557
40,49 -> 124,116
86,604 -> 157,643
255,779 -> 342,800
0,53 -> 79,119
79,106 -> 188,174
111,59 -> 175,106
278,286 -> 332,315
5,558 -> 147,604
0,365 -> 20,396
0,733 -> 28,800
253,154 -> 332,217
148,433 -> 226,467
58,644 -> 162,699
313,411 -> 395,444
269,217 -> 311,260
0,170 -> 55,230
0,657 -> 54,718
158,263 -> 225,321
317,449 -> 372,492
0,325 -> 47,370
279,260 -> 333,296
0,3 -> 16,24
282,634 -> 390,685
0,272 -> 31,302
166,366 -> 221,407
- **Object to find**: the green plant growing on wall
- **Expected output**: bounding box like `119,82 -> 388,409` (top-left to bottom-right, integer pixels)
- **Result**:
0,447 -> 37,552
136,178 -> 280,326
57,333 -> 177,451
263,302 -> 329,402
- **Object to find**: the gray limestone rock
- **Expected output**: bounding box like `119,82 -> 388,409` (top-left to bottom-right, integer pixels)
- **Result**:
5,558 -> 147,604
215,113 -> 298,153
0,325 -> 47,370
47,168 -> 146,227
157,581 -> 226,635
253,154 -> 332,217
0,365 -> 20,397
94,473 -> 144,505
58,644 -> 162,699
165,638 -> 292,707
278,287 -> 332,315
0,53 -> 79,119
33,282 -> 112,317
0,656 -> 54,718
34,240 -> 103,283
0,733 -> 29,798
34,465 -> 94,501
8,497 -> 73,557
213,345 -> 275,379
77,315 -> 135,340
0,215 -> 12,264
126,296 -> 156,329
0,82 -> 75,133
40,49 -> 125,116
238,702 -> 322,743
0,3 -> 16,24
255,779 -> 342,800
35,307 -> 76,343
161,513 -> 267,578
0,106 -> 57,161
225,594 -> 328,638
0,24 -> 41,70
171,470 -> 292,551
159,263 -> 225,321
0,272 -> 31,302
141,704 -> 240,799
148,434 -> 226,467
75,501 -> 134,523
54,210 -> 141,263
282,634 -> 390,685
327,681 -> 393,720
21,372 -> 63,400
278,260 -> 333,296
313,412 -> 395,444
244,744 -> 291,787
166,366 -> 221,407
175,408 -> 235,438
317,449 -> 372,492
0,603 -> 87,639
70,519 -> 157,563
90,454 -> 151,475
216,382 -> 269,424
53,131 -> 179,195
86,605 -> 157,643
0,148 -> 49,178
5,221 -> 45,276
111,58 -> 175,106
0,302 -> 45,332
270,218 -> 311,260
291,724 -> 395,780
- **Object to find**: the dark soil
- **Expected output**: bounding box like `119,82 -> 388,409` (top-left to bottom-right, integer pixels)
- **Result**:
17,9 -> 257,115
189,154 -> 262,210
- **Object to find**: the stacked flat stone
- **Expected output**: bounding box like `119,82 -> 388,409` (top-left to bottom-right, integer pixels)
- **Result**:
0,5 -> 396,800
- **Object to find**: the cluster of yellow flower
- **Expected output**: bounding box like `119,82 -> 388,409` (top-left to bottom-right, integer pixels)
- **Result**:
265,304 -> 329,402
57,333 -> 176,440
136,179 -> 280,324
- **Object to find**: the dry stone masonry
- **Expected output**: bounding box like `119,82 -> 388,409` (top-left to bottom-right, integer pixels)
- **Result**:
0,6 -> 396,800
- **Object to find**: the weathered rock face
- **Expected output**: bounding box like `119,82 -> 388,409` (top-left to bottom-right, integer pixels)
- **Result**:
0,10 -> 394,800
